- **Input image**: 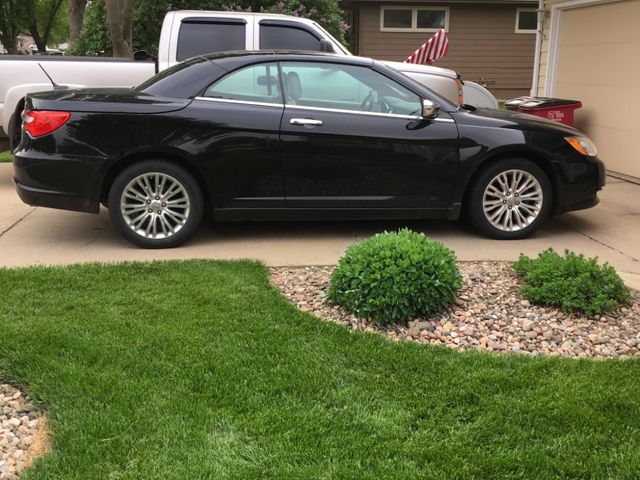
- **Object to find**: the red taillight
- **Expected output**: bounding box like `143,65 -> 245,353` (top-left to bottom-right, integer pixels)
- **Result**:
22,110 -> 71,138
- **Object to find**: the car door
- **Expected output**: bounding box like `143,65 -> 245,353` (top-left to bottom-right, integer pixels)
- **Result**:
278,60 -> 459,210
189,61 -> 285,209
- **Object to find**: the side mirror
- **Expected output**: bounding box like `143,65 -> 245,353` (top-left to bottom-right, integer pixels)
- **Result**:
133,50 -> 151,61
319,40 -> 335,53
421,99 -> 439,119
257,75 -> 279,87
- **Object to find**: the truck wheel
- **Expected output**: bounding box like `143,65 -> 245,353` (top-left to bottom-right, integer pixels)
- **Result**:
465,158 -> 552,239
8,113 -> 21,153
108,160 -> 203,248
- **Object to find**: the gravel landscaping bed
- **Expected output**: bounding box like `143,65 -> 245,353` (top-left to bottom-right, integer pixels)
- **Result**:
0,385 -> 47,480
270,262 -> 640,359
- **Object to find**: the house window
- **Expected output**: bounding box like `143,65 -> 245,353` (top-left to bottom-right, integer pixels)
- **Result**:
382,8 -> 413,29
516,8 -> 538,33
381,6 -> 449,32
416,9 -> 447,30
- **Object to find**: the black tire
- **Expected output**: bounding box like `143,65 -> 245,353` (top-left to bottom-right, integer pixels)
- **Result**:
465,158 -> 552,239
107,160 -> 203,248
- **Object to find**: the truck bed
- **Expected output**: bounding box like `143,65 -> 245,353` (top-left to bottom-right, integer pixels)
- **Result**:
0,56 -> 156,137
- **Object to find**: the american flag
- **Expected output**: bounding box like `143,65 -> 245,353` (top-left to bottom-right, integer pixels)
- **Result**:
404,28 -> 449,65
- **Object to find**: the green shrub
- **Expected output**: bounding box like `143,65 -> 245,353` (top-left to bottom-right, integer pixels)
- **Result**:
513,249 -> 630,316
327,229 -> 462,324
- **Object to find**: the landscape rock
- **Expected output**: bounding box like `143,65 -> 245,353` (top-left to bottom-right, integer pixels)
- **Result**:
270,261 -> 640,359
0,385 -> 44,480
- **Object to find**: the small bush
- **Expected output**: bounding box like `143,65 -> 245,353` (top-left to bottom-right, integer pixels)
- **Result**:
327,229 -> 462,324
513,249 -> 630,316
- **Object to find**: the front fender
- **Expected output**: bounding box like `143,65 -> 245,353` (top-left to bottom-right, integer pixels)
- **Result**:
451,126 -> 561,206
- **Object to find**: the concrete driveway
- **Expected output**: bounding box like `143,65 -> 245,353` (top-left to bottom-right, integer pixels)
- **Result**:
1,163 -> 639,289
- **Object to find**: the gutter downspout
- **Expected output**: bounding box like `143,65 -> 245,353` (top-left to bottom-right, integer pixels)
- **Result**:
530,0 -> 544,96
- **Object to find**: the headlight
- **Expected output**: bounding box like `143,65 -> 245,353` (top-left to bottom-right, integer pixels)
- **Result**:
564,135 -> 598,157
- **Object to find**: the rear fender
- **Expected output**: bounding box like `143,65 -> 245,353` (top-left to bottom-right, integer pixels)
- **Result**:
3,83 -> 86,129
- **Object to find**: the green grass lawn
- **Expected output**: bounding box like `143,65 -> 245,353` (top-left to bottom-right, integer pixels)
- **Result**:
0,150 -> 12,162
2,260 -> 640,479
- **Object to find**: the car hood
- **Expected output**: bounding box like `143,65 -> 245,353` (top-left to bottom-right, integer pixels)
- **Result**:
26,88 -> 191,114
382,60 -> 458,79
452,107 -> 583,136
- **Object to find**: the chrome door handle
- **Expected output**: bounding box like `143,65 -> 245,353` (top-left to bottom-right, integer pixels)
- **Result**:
290,118 -> 323,127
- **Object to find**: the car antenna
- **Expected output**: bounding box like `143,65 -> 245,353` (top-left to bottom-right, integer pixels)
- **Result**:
37,62 -> 66,90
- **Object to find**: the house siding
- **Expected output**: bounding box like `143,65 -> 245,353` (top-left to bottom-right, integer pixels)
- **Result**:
356,2 -> 537,99
534,0 -> 563,96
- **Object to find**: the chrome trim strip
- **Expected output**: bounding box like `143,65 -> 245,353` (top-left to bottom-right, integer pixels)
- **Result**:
194,96 -> 456,123
194,97 -> 284,108
285,104 -> 421,120
287,196 -> 394,201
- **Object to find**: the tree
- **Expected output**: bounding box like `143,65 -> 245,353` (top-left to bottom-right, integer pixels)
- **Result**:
23,0 -> 68,53
66,0 -> 111,56
105,0 -> 134,58
68,0 -> 87,45
0,0 -> 27,54
264,0 -> 349,47
73,0 -> 350,57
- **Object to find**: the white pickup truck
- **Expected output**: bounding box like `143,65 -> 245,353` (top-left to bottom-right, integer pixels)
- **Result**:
0,11 -> 349,148
0,10 -> 495,148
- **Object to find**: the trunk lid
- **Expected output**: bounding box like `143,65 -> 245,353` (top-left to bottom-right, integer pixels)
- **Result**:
26,87 -> 190,114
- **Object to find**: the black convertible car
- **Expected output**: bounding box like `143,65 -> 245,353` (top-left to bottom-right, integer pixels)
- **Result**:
14,51 -> 605,248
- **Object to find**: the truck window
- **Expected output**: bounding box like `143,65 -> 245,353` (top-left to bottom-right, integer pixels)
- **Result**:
177,21 -> 245,61
260,25 -> 321,51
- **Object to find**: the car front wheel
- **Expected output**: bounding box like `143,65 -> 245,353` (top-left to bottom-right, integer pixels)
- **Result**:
466,158 -> 552,239
108,160 -> 203,248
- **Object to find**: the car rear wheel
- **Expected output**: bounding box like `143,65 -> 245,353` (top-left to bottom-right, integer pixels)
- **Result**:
466,158 -> 552,239
108,160 -> 203,248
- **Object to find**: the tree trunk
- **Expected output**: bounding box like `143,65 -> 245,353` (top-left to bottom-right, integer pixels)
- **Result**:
105,0 -> 135,58
0,0 -> 22,54
28,19 -> 46,53
25,0 -> 65,53
35,40 -> 47,53
68,0 -> 88,45
41,0 -> 65,49
3,42 -> 18,54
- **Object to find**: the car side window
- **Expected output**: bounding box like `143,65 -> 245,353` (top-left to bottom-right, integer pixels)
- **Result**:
203,62 -> 282,104
260,25 -> 322,51
279,62 -> 422,116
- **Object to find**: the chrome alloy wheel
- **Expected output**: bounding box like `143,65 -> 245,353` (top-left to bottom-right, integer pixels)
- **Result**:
120,172 -> 191,239
482,169 -> 543,232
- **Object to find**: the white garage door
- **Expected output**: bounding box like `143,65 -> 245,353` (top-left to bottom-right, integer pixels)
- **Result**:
554,0 -> 640,178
